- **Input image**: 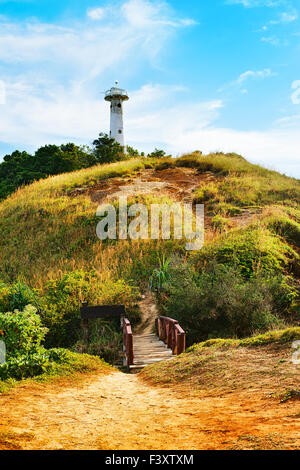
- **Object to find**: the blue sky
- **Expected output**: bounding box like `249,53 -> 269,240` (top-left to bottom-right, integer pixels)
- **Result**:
0,0 -> 299,177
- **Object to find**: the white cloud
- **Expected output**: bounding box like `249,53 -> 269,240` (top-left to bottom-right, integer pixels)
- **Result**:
0,0 -> 195,83
0,1 -> 196,149
291,80 -> 300,104
275,114 -> 300,126
122,0 -> 169,27
218,68 -> 275,93
87,7 -> 105,20
126,86 -> 300,177
121,0 -> 195,28
237,68 -> 274,83
268,8 -> 298,24
278,10 -> 298,22
0,1 -> 298,178
261,35 -> 281,45
0,80 -> 6,104
226,0 -> 283,8
0,79 -> 299,178
164,126 -> 300,178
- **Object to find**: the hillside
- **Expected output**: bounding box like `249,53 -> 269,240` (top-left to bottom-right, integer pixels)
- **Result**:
0,152 -> 299,352
0,152 -> 299,286
0,151 -> 299,450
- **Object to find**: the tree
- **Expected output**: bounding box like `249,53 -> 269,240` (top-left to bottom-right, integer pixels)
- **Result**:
126,145 -> 139,157
92,133 -> 124,164
148,148 -> 166,158
0,143 -> 96,202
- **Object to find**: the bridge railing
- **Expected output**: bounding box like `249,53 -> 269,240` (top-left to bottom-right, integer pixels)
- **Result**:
123,318 -> 134,369
155,316 -> 186,355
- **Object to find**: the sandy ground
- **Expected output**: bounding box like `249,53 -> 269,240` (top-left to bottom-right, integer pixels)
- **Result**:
0,371 -> 299,450
134,291 -> 158,336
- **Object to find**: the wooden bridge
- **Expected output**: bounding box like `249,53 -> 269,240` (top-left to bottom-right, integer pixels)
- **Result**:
123,315 -> 186,372
81,303 -> 186,373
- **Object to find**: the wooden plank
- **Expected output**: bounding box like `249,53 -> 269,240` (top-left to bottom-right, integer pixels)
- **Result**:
80,304 -> 125,320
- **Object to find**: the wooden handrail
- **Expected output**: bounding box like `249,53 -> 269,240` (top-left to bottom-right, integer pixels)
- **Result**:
123,318 -> 134,369
155,316 -> 186,355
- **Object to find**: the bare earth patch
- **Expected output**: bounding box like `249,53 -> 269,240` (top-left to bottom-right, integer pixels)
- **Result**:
70,167 -> 217,204
0,369 -> 299,450
135,290 -> 159,335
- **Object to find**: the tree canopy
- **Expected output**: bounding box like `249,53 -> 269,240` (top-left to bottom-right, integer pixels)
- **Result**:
0,143 -> 96,201
92,133 -> 125,164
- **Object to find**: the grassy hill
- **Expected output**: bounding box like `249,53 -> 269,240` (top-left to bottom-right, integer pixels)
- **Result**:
0,152 -> 299,285
0,151 -> 299,369
141,327 -> 300,396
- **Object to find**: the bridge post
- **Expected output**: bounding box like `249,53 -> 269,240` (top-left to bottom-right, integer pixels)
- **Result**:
81,302 -> 89,343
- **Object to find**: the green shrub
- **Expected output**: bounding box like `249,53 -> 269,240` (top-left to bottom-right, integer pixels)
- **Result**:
266,212 -> 300,247
149,254 -> 171,291
0,301 -> 111,381
0,305 -> 63,381
0,281 -> 40,313
74,321 -> 122,364
40,270 -> 140,348
194,226 -> 297,277
148,149 -> 167,158
0,349 -> 55,380
0,305 -> 47,357
0,345 -> 106,381
163,261 -> 297,343
214,202 -> 244,216
211,215 -> 233,232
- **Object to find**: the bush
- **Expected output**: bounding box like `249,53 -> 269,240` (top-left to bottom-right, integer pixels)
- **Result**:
266,211 -> 300,246
93,133 -> 125,164
0,303 -> 111,381
0,305 -> 60,381
162,261 -> 297,343
0,305 -> 47,357
148,148 -> 166,158
0,281 -> 40,313
0,350 -> 55,380
211,215 -> 233,232
40,270 -> 140,348
74,321 -> 122,364
194,226 -> 297,278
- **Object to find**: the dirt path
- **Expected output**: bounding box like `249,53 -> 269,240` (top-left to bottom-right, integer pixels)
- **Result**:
135,291 -> 158,335
0,371 -> 299,450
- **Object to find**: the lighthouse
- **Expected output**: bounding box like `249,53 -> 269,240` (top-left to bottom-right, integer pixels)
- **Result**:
105,81 -> 129,148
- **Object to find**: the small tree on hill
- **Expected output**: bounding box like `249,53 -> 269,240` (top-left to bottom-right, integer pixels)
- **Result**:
126,145 -> 140,157
93,133 -> 124,164
148,148 -> 166,158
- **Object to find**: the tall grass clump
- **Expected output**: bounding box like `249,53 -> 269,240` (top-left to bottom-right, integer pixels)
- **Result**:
193,225 -> 298,278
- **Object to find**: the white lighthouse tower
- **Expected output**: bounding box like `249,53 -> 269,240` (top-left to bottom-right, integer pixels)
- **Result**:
105,81 -> 129,148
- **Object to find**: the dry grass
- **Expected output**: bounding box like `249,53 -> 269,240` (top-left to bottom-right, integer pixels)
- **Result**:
140,328 -> 300,397
0,152 -> 298,292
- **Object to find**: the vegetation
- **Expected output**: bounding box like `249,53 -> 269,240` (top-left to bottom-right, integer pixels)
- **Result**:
194,225 -> 298,278
0,148 -> 299,385
147,148 -> 167,158
0,274 -> 139,362
159,261 -> 297,343
0,144 -> 96,202
0,304 -> 112,382
92,133 -> 126,164
141,327 -> 300,393
149,254 -> 171,292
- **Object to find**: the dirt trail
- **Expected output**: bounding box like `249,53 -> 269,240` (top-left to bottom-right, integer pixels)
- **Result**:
135,291 -> 158,335
0,371 -> 299,450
